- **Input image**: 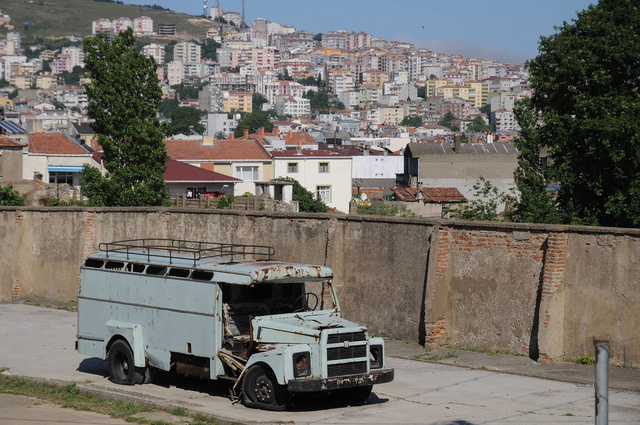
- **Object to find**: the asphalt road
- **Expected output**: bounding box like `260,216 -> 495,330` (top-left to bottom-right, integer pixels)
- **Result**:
1,303 -> 639,424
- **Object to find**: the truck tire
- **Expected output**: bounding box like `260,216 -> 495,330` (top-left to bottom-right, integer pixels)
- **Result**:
107,340 -> 145,385
242,365 -> 287,410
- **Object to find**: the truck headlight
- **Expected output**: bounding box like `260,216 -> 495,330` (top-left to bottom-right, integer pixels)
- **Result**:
370,344 -> 383,369
293,351 -> 311,378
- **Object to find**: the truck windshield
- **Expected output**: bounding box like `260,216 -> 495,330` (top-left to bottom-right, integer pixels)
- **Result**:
219,281 -> 336,316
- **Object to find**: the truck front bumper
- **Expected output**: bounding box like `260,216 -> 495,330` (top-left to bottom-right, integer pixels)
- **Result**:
287,368 -> 394,392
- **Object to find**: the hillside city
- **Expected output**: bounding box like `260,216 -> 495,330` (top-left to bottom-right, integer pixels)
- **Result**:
0,3 -> 527,215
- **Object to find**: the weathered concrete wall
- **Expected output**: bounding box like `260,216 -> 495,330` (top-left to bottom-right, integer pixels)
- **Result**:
1,207 -> 639,366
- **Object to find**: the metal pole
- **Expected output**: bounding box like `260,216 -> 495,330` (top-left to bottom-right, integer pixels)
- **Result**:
594,338 -> 609,425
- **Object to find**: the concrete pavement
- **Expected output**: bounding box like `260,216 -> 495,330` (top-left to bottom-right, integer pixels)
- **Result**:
1,302 -> 639,424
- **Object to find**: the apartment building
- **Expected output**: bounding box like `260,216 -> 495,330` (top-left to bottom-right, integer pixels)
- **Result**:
142,44 -> 166,64
174,41 -> 201,65
134,16 -> 153,35
113,17 -> 132,34
222,91 -> 252,113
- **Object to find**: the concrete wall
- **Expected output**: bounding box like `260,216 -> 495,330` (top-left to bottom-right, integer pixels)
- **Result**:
1,207 -> 639,366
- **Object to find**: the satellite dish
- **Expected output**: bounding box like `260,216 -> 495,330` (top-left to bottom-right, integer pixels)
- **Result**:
223,92 -> 229,100
361,193 -> 368,201
235,114 -> 241,120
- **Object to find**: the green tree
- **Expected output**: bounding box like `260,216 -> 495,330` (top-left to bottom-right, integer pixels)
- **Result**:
516,0 -> 640,227
400,115 -> 422,127
417,85 -> 426,98
8,88 -> 19,100
214,131 -> 228,139
58,65 -> 84,86
467,116 -> 492,133
170,84 -> 200,101
277,69 -> 294,81
159,98 -> 179,118
307,90 -> 330,110
511,98 -> 562,224
480,104 -> 491,114
252,92 -> 269,111
234,110 -> 273,137
449,177 -> 514,221
0,185 -> 25,206
52,100 -> 66,110
272,177 -> 327,213
200,39 -> 221,61
168,106 -> 206,135
313,33 -> 323,42
80,28 -> 169,207
0,78 -> 10,88
438,111 -> 459,131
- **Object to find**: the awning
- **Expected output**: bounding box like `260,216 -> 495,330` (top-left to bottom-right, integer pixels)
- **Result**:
48,166 -> 84,172
0,120 -> 27,134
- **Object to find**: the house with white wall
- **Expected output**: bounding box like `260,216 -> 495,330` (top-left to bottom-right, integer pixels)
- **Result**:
271,149 -> 352,213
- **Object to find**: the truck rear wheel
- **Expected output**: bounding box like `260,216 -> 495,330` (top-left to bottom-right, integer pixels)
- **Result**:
107,340 -> 145,385
242,365 -> 287,410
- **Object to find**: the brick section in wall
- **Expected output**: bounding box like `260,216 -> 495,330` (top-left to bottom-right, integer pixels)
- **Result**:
434,226 -> 450,283
15,210 -> 25,225
446,228 -> 548,260
541,232 -> 568,328
82,212 -> 97,259
11,277 -> 20,300
425,317 -> 446,344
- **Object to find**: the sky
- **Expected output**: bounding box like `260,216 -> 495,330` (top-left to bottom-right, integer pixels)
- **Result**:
124,0 -> 596,64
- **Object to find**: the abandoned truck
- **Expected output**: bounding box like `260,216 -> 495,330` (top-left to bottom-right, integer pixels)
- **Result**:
76,239 -> 394,410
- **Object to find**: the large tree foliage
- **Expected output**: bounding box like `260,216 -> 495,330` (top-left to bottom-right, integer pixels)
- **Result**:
516,0 -> 640,227
234,110 -> 274,137
81,28 -> 169,206
167,106 -> 206,135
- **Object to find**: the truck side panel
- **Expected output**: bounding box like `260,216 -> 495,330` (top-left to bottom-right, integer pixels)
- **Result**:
77,267 -> 223,378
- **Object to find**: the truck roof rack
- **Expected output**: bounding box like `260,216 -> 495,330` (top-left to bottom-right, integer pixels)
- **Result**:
98,239 -> 275,266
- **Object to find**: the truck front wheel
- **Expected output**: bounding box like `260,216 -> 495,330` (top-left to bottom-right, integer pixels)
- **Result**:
107,340 -> 145,385
242,365 -> 287,410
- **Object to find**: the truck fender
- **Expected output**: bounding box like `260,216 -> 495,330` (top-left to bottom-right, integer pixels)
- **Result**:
233,344 -> 312,393
105,320 -> 146,368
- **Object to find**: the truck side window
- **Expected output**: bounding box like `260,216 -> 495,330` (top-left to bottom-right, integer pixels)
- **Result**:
84,259 -> 104,269
105,261 -> 125,270
146,265 -> 168,275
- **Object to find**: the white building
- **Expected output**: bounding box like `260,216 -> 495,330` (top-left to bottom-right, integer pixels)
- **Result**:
174,41 -> 202,65
142,43 -> 165,64
274,95 -> 310,117
338,90 -> 360,110
166,61 -> 184,86
271,150 -> 353,213
61,46 -> 85,69
264,80 -> 305,106
92,18 -> 111,35
112,17 -> 132,34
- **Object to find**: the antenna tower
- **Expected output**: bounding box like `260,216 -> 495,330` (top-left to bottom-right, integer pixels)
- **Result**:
242,0 -> 246,26
203,0 -> 208,18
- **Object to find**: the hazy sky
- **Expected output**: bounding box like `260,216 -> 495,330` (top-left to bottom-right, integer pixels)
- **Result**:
124,0 -> 596,64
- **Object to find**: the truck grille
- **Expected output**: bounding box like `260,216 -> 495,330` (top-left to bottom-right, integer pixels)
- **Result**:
327,345 -> 367,361
326,331 -> 368,378
328,361 -> 367,377
327,331 -> 366,344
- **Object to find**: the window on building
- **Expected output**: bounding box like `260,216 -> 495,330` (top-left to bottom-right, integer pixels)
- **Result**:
318,162 -> 329,173
317,185 -> 331,203
288,162 -> 298,173
235,166 -> 259,181
49,172 -> 74,185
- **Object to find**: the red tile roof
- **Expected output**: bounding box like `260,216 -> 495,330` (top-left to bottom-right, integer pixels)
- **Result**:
28,132 -> 88,155
164,160 -> 240,183
282,132 -> 316,146
392,187 -> 466,203
165,139 -> 272,161
0,137 -> 26,148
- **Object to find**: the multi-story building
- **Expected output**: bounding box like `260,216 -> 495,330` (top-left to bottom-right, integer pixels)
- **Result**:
61,46 -> 84,69
166,61 -> 184,86
378,105 -> 404,125
491,109 -> 520,133
359,85 -> 382,107
92,18 -> 111,36
322,31 -> 347,49
278,58 -> 311,76
331,74 -> 355,96
7,31 -> 20,54
274,95 -> 310,117
157,24 -> 176,36
264,80 -> 305,106
52,54 -> 72,74
10,73 -> 32,89
222,11 -> 242,27
362,69 -> 388,88
174,41 -> 201,65
200,113 -> 239,137
35,74 -> 57,89
133,16 -> 153,35
222,91 -> 252,113
231,47 -> 279,69
273,30 -> 315,51
112,17 -> 132,34
142,44 -> 166,64
338,90 -> 360,109
441,97 -> 473,119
